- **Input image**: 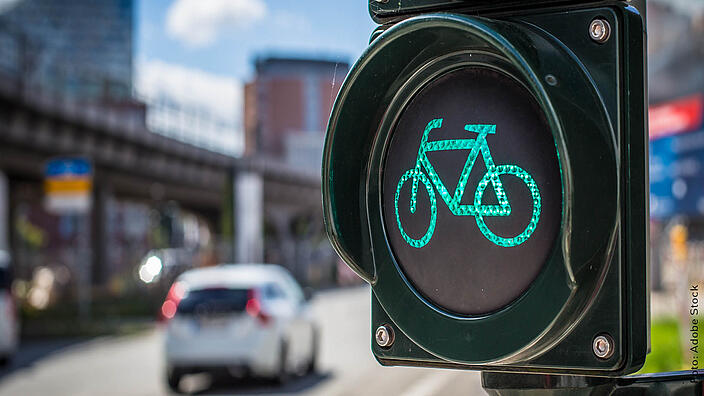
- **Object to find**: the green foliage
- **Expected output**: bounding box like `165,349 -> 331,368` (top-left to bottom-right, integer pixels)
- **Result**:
637,317 -> 685,374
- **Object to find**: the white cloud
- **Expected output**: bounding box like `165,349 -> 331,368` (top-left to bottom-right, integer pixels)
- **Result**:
136,59 -> 241,121
166,0 -> 267,47
136,59 -> 244,154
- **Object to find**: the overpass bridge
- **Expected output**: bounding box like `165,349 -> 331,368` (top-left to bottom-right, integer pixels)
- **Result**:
0,77 -> 331,289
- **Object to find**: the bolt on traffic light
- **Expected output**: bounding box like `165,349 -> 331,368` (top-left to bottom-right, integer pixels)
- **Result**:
323,0 -> 648,376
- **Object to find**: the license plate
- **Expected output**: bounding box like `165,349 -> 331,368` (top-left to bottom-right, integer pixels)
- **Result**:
198,317 -> 228,329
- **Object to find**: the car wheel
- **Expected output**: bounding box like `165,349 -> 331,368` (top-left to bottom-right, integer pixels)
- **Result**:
306,328 -> 318,374
0,355 -> 9,367
274,341 -> 290,385
166,367 -> 183,393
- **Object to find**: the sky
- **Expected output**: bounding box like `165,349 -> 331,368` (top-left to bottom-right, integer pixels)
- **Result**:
137,0 -> 375,77
135,0 -> 377,153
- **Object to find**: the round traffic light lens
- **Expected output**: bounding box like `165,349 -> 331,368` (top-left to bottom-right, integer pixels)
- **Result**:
382,67 -> 562,316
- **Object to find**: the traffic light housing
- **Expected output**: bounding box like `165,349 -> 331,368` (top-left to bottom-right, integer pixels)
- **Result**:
323,1 -> 648,376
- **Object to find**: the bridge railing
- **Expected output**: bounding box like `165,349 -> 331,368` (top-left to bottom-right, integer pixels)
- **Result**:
134,92 -> 241,156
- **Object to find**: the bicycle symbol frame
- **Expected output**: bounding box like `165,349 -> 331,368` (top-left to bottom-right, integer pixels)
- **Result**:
393,118 -> 541,248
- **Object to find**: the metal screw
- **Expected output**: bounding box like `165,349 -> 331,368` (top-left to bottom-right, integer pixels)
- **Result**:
589,19 -> 611,44
375,324 -> 394,348
545,74 -> 558,86
592,334 -> 614,359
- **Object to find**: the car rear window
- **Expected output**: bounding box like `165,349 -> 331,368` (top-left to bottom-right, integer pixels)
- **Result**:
176,288 -> 249,316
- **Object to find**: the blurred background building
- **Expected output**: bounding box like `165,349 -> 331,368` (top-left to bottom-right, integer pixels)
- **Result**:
244,57 -> 348,173
0,0 -> 133,101
647,0 -> 704,287
647,0 -> 704,372
648,0 -> 704,103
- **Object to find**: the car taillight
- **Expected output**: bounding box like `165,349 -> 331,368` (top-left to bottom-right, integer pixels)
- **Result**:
246,289 -> 271,326
161,282 -> 185,320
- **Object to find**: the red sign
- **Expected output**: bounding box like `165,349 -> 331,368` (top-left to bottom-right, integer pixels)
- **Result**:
649,94 -> 704,140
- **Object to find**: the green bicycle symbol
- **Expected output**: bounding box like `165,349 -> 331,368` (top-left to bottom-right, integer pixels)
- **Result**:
394,118 -> 542,248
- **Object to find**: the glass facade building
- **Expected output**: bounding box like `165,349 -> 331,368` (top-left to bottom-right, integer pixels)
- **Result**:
0,0 -> 133,101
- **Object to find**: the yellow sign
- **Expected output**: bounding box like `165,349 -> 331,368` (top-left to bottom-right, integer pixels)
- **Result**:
44,178 -> 92,194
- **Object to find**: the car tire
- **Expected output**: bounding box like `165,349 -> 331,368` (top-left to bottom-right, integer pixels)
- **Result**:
166,367 -> 183,393
306,328 -> 318,374
0,355 -> 10,367
274,341 -> 290,385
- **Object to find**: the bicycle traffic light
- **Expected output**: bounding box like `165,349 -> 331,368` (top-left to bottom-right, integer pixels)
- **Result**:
322,1 -> 648,375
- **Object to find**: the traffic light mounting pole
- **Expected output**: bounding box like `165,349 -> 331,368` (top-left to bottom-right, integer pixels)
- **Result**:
481,370 -> 702,394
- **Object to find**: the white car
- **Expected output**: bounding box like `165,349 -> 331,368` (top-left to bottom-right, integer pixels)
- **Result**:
162,264 -> 318,391
0,251 -> 18,366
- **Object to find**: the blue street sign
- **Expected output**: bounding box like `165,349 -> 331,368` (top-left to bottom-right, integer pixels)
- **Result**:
45,157 -> 92,178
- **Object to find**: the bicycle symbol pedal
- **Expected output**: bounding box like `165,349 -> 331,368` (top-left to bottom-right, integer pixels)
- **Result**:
394,118 -> 542,248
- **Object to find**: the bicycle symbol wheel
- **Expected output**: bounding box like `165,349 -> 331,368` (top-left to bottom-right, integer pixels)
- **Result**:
474,165 -> 541,247
394,169 -> 437,248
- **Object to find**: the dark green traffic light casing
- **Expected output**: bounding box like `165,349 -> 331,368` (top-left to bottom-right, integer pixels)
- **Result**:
323,1 -> 647,376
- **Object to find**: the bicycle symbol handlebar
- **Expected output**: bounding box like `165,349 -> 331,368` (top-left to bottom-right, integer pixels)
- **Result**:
394,118 -> 542,248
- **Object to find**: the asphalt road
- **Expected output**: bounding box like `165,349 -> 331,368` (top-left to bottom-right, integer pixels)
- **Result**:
0,286 -> 485,396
